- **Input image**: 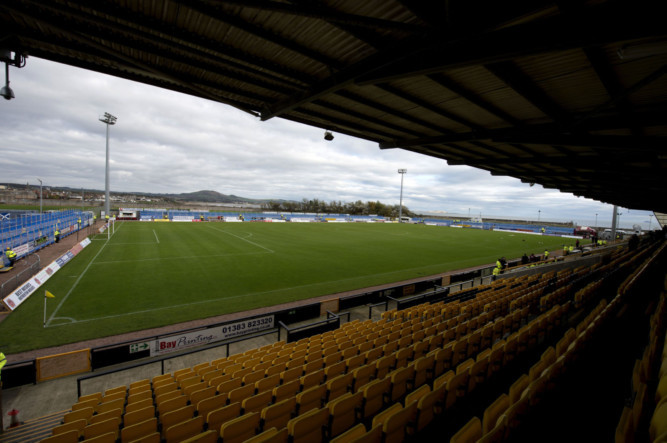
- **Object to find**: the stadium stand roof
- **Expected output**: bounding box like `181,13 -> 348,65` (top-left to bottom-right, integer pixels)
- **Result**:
2,1 -> 667,213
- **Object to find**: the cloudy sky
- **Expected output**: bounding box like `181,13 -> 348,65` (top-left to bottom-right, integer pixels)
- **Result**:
0,57 -> 658,230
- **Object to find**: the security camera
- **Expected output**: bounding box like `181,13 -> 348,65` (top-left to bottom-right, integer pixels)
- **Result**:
324,131 -> 334,141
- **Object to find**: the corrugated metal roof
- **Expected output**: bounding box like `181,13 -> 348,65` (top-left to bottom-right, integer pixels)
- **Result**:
1,0 -> 666,212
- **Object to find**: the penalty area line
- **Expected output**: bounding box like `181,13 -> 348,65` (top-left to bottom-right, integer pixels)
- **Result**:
207,225 -> 275,253
45,235 -> 111,327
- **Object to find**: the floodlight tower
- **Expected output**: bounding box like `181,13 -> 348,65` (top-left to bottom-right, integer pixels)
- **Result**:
99,112 -> 117,218
398,169 -> 407,222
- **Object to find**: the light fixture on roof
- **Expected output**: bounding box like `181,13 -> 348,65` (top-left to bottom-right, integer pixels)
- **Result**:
1,49 -> 27,100
0,62 -> 14,100
324,130 -> 334,141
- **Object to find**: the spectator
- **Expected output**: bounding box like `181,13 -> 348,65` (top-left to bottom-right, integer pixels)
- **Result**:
521,253 -> 529,265
5,247 -> 17,266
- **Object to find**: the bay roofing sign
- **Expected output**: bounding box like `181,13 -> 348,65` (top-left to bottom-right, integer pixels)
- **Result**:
151,315 -> 274,356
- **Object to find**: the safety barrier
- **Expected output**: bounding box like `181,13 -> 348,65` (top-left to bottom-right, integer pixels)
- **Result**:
0,254 -> 40,299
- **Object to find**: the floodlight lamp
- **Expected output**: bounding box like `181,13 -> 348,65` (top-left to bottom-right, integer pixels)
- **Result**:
324,130 -> 334,141
1,62 -> 14,100
99,112 -> 117,125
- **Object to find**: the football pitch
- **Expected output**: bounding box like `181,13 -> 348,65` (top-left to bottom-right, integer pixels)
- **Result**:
0,222 -> 570,353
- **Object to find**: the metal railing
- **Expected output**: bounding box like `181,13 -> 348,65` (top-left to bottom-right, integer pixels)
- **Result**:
77,328 -> 278,397
0,254 -> 40,299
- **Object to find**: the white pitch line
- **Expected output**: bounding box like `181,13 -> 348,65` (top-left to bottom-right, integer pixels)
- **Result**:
153,229 -> 160,244
208,225 -> 275,253
46,258 -> 479,326
92,250 -> 271,265
46,233 -> 112,326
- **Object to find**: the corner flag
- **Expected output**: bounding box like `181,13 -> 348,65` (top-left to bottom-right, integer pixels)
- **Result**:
44,290 -> 55,328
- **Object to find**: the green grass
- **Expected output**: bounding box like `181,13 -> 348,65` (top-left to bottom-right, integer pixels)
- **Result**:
0,222 -> 570,353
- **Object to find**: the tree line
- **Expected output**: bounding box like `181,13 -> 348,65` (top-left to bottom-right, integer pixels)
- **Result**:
261,198 -> 415,218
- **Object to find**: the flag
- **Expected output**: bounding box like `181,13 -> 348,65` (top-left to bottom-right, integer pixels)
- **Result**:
45,290 -> 55,299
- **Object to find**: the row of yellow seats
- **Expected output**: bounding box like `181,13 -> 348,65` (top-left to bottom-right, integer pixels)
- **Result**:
451,298 -> 609,442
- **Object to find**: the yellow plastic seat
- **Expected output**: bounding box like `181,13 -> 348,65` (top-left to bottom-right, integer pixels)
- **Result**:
220,411 -> 261,443
382,402 -> 417,443
121,417 -> 157,443
160,404 -> 195,438
244,427 -> 288,443
351,364 -> 375,393
412,354 -> 435,388
483,393 -> 509,434
72,398 -> 99,412
326,372 -> 354,402
360,377 -> 391,420
157,394 -> 187,417
89,407 -> 122,425
414,388 -> 439,432
296,384 -> 327,415
450,416 -> 482,443
261,397 -> 296,431
82,416 -> 121,441
164,415 -> 205,443
273,379 -> 301,403
63,406 -> 94,424
180,429 -> 219,443
125,398 -> 154,415
196,393 -> 227,420
300,369 -> 325,391
405,383 -> 430,407
51,419 -> 86,438
206,401 -> 241,435
228,383 -> 256,405
287,407 -> 329,443
388,366 -> 415,403
41,430 -> 79,443
371,402 -> 401,429
127,389 -> 152,404
242,390 -> 273,414
327,391 -> 363,437
329,423 -> 366,443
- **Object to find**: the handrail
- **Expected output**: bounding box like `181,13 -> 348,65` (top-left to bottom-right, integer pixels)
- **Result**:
367,300 -> 389,319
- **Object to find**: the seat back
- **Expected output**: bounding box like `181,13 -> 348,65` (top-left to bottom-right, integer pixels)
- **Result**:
261,397 -> 296,431
41,430 -> 80,443
287,407 -> 329,443
63,406 -> 94,423
220,411 -> 261,443
382,402 -> 417,443
327,391 -> 363,437
389,366 -> 414,402
121,417 -> 158,443
196,393 -> 227,420
483,393 -> 509,434
242,390 -> 273,414
361,377 -> 391,420
164,415 -> 205,443
179,429 -> 219,443
206,401 -> 241,434
296,384 -> 327,415
83,416 -> 121,441
161,404 -> 195,437
273,379 -> 301,403
451,416 -> 482,443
